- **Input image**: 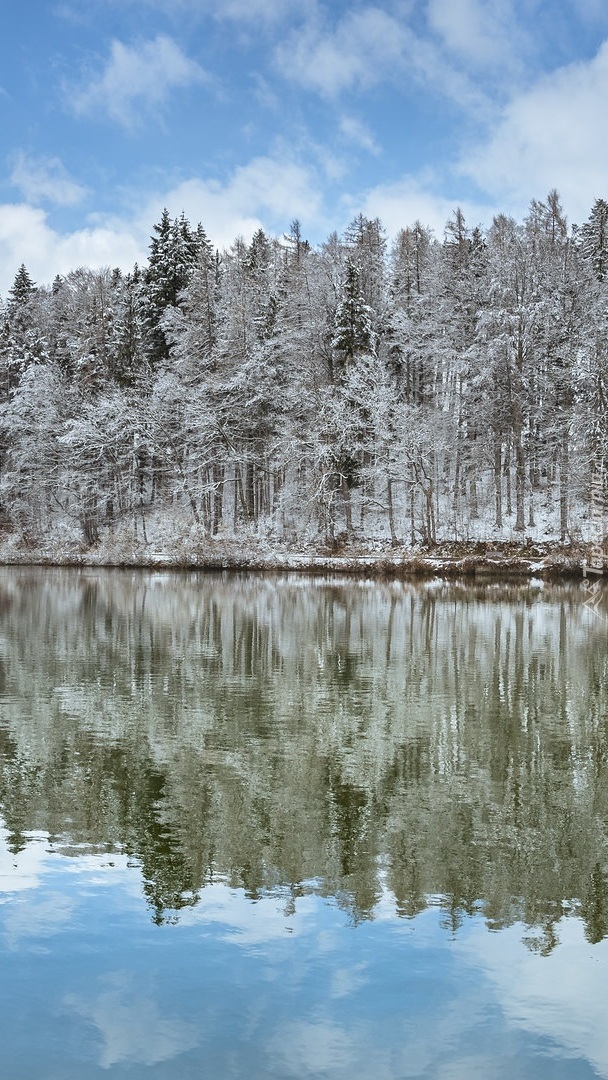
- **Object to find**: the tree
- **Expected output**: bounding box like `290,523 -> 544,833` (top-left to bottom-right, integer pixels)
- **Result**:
579,198 -> 608,283
0,199 -> 605,549
343,214 -> 386,314
390,221 -> 432,314
0,266 -> 47,398
525,190 -> 568,248
112,266 -> 147,387
143,211 -> 210,366
44,268 -> 120,391
8,264 -> 37,308
161,240 -> 218,378
0,363 -> 66,536
332,261 -> 376,370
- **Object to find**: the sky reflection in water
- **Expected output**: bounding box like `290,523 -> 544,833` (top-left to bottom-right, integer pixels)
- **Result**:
1,828 -> 605,1079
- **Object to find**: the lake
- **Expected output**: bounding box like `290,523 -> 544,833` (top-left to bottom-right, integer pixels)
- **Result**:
0,567 -> 607,1079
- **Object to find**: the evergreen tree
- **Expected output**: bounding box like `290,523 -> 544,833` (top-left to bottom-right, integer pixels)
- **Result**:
8,264 -> 37,309
161,235 -> 219,382
0,265 -> 47,397
386,222 -> 436,402
113,266 -> 147,386
579,198 -> 608,282
144,210 -> 208,366
332,261 -> 375,371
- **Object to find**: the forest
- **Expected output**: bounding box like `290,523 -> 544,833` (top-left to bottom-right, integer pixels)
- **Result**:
0,190 -> 606,554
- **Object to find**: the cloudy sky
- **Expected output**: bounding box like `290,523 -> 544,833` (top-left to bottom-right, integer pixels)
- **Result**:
1,0 -> 608,294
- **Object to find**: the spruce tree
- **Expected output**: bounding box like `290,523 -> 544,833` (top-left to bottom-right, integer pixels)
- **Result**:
0,264 -> 46,397
144,210 -> 208,367
8,264 -> 37,309
579,198 -> 608,282
332,261 -> 375,371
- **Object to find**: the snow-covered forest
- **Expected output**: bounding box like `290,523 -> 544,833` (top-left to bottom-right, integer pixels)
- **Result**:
1,191 -> 606,553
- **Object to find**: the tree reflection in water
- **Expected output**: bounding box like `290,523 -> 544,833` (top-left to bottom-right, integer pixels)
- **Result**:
0,568 -> 607,948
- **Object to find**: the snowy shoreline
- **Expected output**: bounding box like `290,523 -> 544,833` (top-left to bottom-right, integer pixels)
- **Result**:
0,541 -> 586,580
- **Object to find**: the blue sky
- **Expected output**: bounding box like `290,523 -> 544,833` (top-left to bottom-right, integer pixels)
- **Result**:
1,0 -> 608,294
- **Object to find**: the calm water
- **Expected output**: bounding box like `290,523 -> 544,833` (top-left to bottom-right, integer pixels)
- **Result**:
1,568 -> 608,1079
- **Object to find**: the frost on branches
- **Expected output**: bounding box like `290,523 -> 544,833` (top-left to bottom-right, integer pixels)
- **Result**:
0,197 -> 605,554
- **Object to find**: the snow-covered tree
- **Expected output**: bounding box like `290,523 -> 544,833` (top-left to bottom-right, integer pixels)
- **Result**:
579,198 -> 608,283
144,211 -> 210,367
0,265 -> 48,397
332,260 -> 376,370
0,197 -> 604,550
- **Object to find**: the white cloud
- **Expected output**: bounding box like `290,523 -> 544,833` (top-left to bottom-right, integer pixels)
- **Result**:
355,174 -> 492,239
275,8 -> 411,97
68,35 -> 208,129
0,827 -> 48,894
139,155 -> 325,249
178,881 -> 318,945
0,151 -> 499,300
339,117 -> 380,155
4,893 -> 75,952
269,1020 -> 358,1077
250,72 -> 281,112
426,0 -> 525,71
330,961 -> 369,999
9,152 -> 87,207
0,154 -> 326,295
0,204 -> 145,296
462,40 -> 608,224
274,6 -> 489,116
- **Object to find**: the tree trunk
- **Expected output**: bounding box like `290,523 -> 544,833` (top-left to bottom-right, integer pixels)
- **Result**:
469,476 -> 479,519
387,476 -> 397,546
213,463 -> 224,535
424,481 -> 436,546
341,477 -> 353,534
245,461 -> 255,520
494,437 -> 503,528
514,437 -> 525,531
504,439 -> 512,519
560,425 -> 569,542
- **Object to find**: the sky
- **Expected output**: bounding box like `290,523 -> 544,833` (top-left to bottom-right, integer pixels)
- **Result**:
1,0 -> 608,295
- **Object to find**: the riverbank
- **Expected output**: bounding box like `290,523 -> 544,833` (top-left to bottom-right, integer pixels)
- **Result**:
0,538 -> 590,579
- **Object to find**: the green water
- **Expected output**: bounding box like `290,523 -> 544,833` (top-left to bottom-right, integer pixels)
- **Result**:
0,568 -> 607,1078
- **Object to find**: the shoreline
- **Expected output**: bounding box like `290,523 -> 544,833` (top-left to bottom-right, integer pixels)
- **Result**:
0,540 -> 590,580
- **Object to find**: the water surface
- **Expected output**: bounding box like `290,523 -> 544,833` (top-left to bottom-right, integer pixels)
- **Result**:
0,569 -> 607,1078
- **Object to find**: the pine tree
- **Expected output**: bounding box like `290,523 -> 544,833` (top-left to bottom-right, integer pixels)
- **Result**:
144,210 -> 208,366
579,198 -> 608,282
245,228 -> 280,342
8,264 -> 37,309
0,265 -> 47,396
113,266 -> 147,386
332,261 -> 375,371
